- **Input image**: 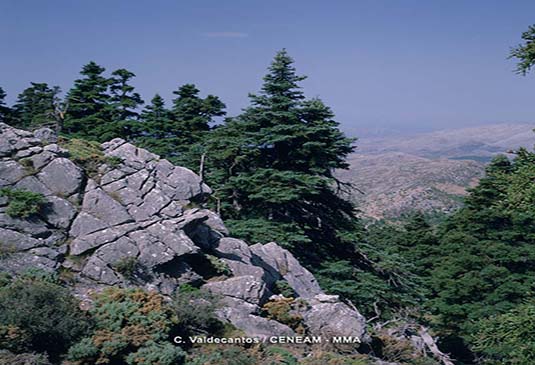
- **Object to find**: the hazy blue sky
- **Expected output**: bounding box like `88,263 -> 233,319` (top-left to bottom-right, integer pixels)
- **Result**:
1,0 -> 535,136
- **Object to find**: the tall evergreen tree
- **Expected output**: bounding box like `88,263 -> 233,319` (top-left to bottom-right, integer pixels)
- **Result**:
427,151 -> 535,359
205,50 -> 356,262
63,61 -> 113,141
510,24 -> 535,75
135,84 -> 225,168
171,84 -> 226,143
0,87 -> 11,124
134,94 -> 175,157
11,82 -> 60,130
109,68 -> 144,122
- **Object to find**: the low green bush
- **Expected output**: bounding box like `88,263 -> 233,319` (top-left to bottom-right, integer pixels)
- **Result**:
0,350 -> 52,365
273,280 -> 295,298
261,298 -> 304,333
67,288 -> 186,365
187,346 -> 256,365
0,274 -> 90,360
58,137 -> 108,177
173,286 -> 224,336
113,256 -> 138,280
0,188 -> 46,218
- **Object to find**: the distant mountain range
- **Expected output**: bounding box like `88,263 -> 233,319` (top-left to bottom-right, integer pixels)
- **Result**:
339,123 -> 535,220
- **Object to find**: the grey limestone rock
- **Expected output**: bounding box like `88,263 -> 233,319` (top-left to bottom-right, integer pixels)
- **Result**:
0,123 -> 370,346
301,294 -> 367,340
250,241 -> 323,298
203,275 -> 270,306
14,176 -> 53,196
42,196 -> 77,229
37,158 -> 83,195
33,127 -> 58,143
216,307 -> 295,339
0,160 -> 26,185
82,188 -> 132,226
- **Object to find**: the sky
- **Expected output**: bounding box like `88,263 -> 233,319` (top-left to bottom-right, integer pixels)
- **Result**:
1,0 -> 535,137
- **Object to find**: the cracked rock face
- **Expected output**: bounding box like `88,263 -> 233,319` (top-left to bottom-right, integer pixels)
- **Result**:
0,123 -> 366,343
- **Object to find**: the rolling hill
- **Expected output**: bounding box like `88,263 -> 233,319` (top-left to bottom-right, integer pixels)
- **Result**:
339,123 -> 535,220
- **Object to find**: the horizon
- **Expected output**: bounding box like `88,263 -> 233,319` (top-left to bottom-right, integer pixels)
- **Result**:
2,1 -> 535,136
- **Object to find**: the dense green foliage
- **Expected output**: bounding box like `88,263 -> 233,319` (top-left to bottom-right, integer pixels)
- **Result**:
67,288 -> 186,365
0,188 -> 46,218
471,302 -> 535,365
0,87 -> 11,123
510,24 -> 535,75
2,24 -> 535,364
9,83 -> 60,130
134,84 -> 225,168
0,272 -> 90,360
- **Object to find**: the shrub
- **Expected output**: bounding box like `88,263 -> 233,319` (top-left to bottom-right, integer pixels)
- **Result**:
0,350 -> 52,365
186,346 -> 256,365
173,286 -> 224,336
0,325 -> 31,353
113,257 -> 138,280
58,137 -> 105,177
260,346 -> 299,365
125,341 -> 185,365
105,156 -> 123,168
0,188 -> 46,218
67,288 -> 186,365
299,352 -> 376,365
273,280 -> 295,298
471,302 -> 535,365
261,298 -> 304,333
0,275 -> 90,360
19,158 -> 37,175
206,255 -> 232,276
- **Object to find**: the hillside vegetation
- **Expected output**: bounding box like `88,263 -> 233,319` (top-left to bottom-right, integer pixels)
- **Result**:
1,23 -> 535,365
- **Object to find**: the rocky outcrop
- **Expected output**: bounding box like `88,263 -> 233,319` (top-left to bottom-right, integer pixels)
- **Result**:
0,123 -> 366,345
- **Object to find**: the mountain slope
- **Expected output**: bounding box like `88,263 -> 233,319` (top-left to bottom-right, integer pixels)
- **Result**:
356,123 -> 535,160
337,152 -> 484,220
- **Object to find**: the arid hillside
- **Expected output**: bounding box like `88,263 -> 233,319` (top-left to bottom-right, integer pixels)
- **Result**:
340,123 -> 535,220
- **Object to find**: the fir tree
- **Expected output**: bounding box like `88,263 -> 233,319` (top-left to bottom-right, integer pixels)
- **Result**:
171,84 -> 225,142
136,84 -> 225,169
427,151 -> 535,357
134,94 -> 176,157
0,86 -> 11,124
63,61 -> 113,141
10,83 -> 60,130
109,68 -> 144,122
170,84 -> 226,169
205,50 -> 356,262
510,24 -> 535,75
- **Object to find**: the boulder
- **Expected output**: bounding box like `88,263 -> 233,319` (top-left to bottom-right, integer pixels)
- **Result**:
213,238 -> 265,280
301,294 -> 367,340
250,242 -> 323,298
0,160 -> 26,185
81,188 -> 132,226
37,158 -> 83,195
33,127 -> 58,143
42,196 -> 77,229
203,275 -> 270,306
216,307 -> 295,338
14,176 -> 53,196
